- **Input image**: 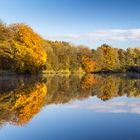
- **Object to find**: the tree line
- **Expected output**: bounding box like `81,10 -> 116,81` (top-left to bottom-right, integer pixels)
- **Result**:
0,20 -> 140,74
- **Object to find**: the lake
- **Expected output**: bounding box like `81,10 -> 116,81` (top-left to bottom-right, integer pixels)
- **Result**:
0,74 -> 140,140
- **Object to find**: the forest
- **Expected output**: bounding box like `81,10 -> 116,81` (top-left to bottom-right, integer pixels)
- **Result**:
0,20 -> 140,74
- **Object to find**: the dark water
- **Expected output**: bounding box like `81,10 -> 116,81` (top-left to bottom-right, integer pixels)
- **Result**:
0,74 -> 140,140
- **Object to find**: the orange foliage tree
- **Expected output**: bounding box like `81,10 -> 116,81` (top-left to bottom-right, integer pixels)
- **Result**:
78,47 -> 95,73
10,24 -> 47,73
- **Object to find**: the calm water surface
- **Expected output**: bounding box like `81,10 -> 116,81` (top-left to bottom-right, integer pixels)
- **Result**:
0,74 -> 140,140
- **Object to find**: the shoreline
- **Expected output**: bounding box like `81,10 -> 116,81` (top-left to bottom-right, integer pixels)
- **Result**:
0,70 -> 140,75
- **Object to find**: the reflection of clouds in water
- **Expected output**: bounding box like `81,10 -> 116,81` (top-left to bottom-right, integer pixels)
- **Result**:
66,104 -> 80,109
66,100 -> 140,115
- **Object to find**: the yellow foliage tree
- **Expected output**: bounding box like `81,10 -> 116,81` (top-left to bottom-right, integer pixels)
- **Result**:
82,57 -> 95,73
10,24 -> 47,73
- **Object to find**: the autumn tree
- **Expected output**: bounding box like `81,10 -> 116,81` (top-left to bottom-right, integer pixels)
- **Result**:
0,20 -> 12,41
0,21 -> 14,70
78,46 -> 95,73
69,46 -> 81,72
125,48 -> 136,69
93,44 -> 120,72
118,49 -> 127,71
43,40 -> 59,72
134,48 -> 140,67
10,24 -> 47,73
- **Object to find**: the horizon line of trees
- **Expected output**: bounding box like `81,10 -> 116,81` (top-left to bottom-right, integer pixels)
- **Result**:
0,20 -> 140,74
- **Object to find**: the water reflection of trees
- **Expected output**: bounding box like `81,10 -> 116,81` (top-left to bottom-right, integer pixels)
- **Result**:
0,76 -> 46,126
1,74 -> 140,126
45,74 -> 140,103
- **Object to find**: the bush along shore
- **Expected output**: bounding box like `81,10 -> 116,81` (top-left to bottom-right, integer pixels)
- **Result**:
1,20 -> 140,74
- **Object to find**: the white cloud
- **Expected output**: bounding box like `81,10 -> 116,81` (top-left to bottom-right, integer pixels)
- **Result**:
65,100 -> 140,115
47,28 -> 140,43
87,101 -> 140,114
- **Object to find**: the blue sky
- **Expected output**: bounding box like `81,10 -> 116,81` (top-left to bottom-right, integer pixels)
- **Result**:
0,0 -> 140,49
